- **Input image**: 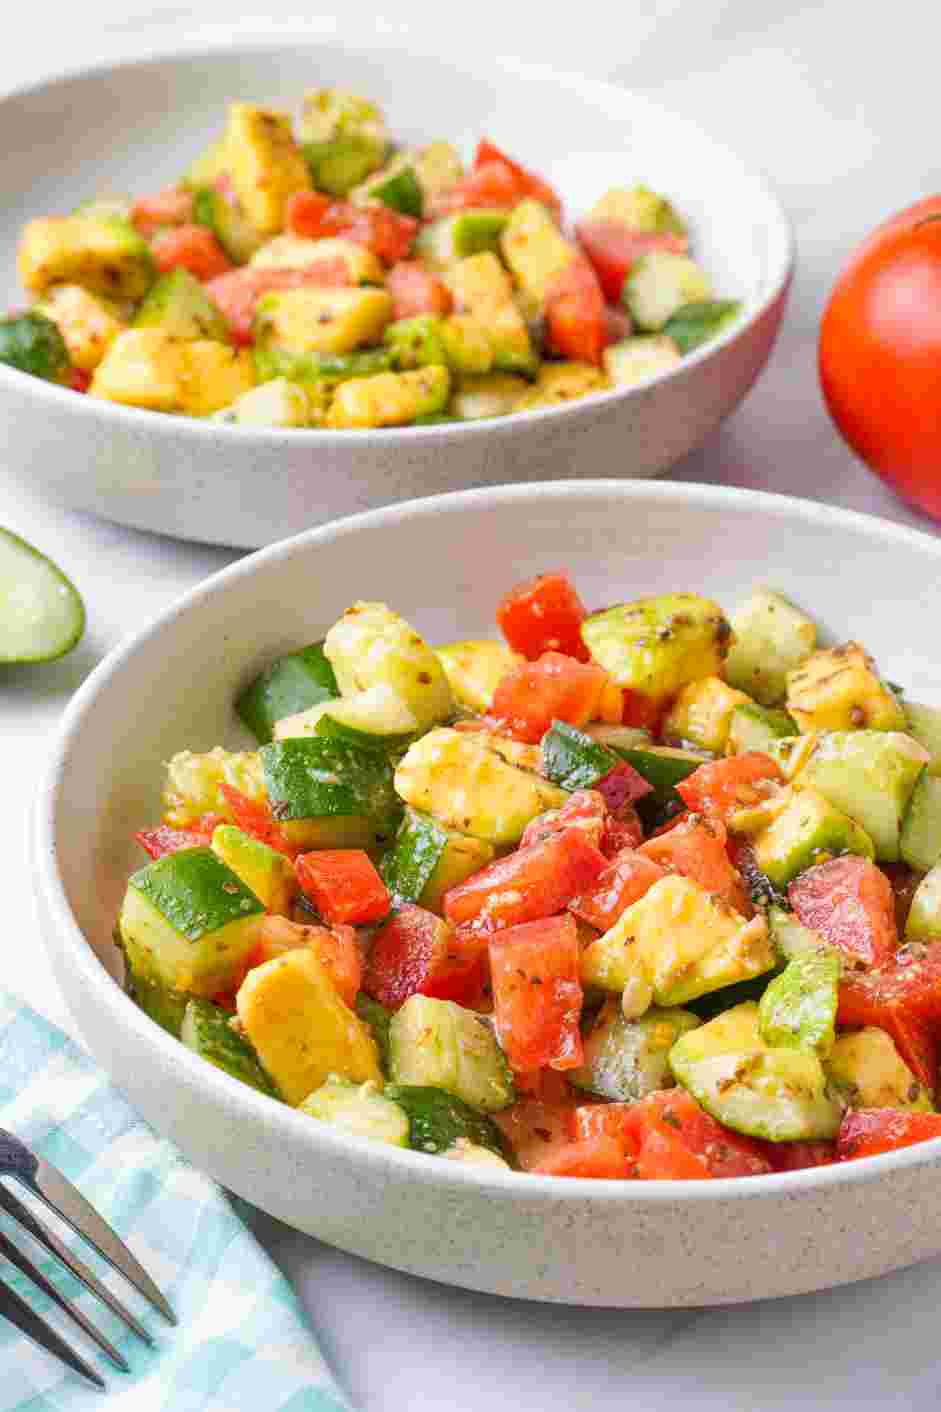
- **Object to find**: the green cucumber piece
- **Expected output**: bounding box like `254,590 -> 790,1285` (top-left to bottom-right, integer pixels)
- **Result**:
757,949 -> 841,1057
388,995 -> 514,1112
384,315 -> 447,370
123,939 -> 188,1038
584,724 -> 652,751
275,683 -> 417,748
236,642 -> 338,744
303,135 -> 387,196
768,905 -> 833,962
603,335 -> 681,387
906,863 -> 941,941
683,972 -> 779,1022
727,703 -> 796,756
904,702 -> 941,775
795,730 -> 928,863
193,186 -> 263,264
622,252 -> 713,332
384,1084 -> 514,1162
724,588 -> 817,707
569,1002 -> 700,1101
380,807 -> 493,912
662,299 -> 742,353
181,999 -> 279,1097
752,787 -> 875,887
0,529 -> 85,664
541,721 -> 620,791
414,211 -> 509,269
210,825 -> 297,913
355,993 -> 393,1072
253,345 -> 394,387
300,1076 -> 408,1144
901,772 -> 941,872
619,746 -> 710,804
370,166 -> 423,217
133,268 -> 231,343
260,735 -> 402,849
0,312 -> 71,382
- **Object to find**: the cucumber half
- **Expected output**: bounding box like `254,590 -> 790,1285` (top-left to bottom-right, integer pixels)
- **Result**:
0,529 -> 85,663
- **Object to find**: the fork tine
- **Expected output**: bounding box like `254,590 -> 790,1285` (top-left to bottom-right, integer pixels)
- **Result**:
0,1269 -> 105,1389
0,1186 -> 154,1347
23,1159 -> 175,1324
0,1226 -> 129,1371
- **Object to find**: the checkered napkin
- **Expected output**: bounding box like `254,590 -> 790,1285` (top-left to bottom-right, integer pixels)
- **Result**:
0,987 -> 353,1411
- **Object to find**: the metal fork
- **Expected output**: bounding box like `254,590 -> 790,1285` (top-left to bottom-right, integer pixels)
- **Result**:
0,1127 -> 175,1387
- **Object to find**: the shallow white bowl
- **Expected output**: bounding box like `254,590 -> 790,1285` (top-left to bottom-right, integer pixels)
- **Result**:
34,480 -> 941,1306
0,36 -> 792,548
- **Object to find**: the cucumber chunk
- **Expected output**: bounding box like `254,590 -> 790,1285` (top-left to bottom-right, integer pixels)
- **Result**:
303,135 -> 387,196
355,993 -> 393,1072
0,528 -> 85,663
825,1027 -> 933,1111
369,165 -> 423,217
123,942 -> 188,1038
904,702 -> 941,776
793,730 -> 928,862
757,949 -> 840,1058
0,312 -> 71,382
603,334 -> 680,387
254,345 -> 394,389
381,807 -> 494,913
569,1001 -> 700,1101
260,735 -> 402,850
384,315 -> 447,371
727,703 -> 796,756
724,587 -> 817,707
618,746 -> 711,805
300,1076 -> 408,1145
181,998 -> 280,1098
415,211 -> 509,269
134,268 -> 231,343
192,186 -> 264,264
388,995 -> 514,1112
384,1084 -> 514,1162
623,252 -> 713,332
906,863 -> 941,941
669,1001 -> 842,1141
768,904 -> 833,962
900,771 -> 941,872
236,642 -> 338,744
211,824 -> 298,913
751,786 -> 874,887
541,721 -> 620,791
662,300 -> 742,353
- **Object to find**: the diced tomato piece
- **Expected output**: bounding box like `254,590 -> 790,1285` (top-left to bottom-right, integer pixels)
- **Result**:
386,260 -> 453,319
295,849 -> 390,926
363,904 -> 487,1010
531,1136 -> 635,1179
575,221 -> 688,302
150,224 -> 232,281
69,368 -> 91,393
624,1091 -> 773,1179
595,760 -> 653,813
837,944 -> 941,1090
473,139 -> 562,219
640,815 -> 751,914
604,303 -> 633,344
490,651 -> 608,744
489,915 -> 584,1073
218,784 -> 295,858
444,827 -> 606,932
570,1102 -> 640,1149
134,820 -> 220,859
285,193 -> 417,261
790,856 -> 897,969
284,191 -> 332,236
763,1140 -> 836,1172
544,258 -> 607,366
601,811 -> 644,856
431,161 -> 522,216
206,260 -> 352,345
497,571 -> 589,662
837,1108 -> 941,1162
676,753 -> 783,822
621,688 -> 663,731
519,789 -> 607,850
492,1070 -> 579,1171
569,849 -> 666,931
131,187 -> 195,237
248,915 -> 361,1007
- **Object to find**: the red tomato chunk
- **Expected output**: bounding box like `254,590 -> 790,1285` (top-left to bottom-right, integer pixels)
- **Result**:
296,849 -> 390,926
624,1092 -> 772,1179
151,225 -> 232,281
544,258 -> 608,367
763,1140 -> 836,1172
837,1108 -> 941,1162
569,849 -> 666,932
497,571 -> 589,662
575,221 -> 688,302
531,1136 -> 635,1179
790,855 -> 897,969
386,261 -> 453,319
519,789 -> 607,850
489,915 -> 584,1074
219,785 -> 295,858
490,652 -> 608,743
285,193 -> 417,262
640,816 -> 751,915
247,916 -> 361,1007
837,944 -> 941,1091
206,261 -> 352,345
676,753 -> 783,822
134,821 -> 220,859
131,187 -> 195,236
444,827 -> 605,932
363,904 -> 487,1010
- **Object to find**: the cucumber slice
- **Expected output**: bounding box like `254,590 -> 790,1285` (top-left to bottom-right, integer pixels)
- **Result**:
569,1002 -> 700,1101
900,771 -> 941,872
389,995 -> 514,1111
355,993 -> 393,1072
384,1084 -> 514,1162
0,529 -> 85,663
253,346 -> 394,388
181,998 -> 280,1098
767,904 -> 833,962
603,334 -> 681,387
724,587 -> 817,708
904,702 -> 941,776
236,642 -> 338,744
662,300 -> 742,353
584,724 -> 652,751
300,1076 -> 408,1145
122,938 -> 189,1038
541,721 -> 620,791
622,252 -> 713,332
193,186 -> 263,265
260,735 -> 402,850
906,863 -> 941,941
381,807 -> 494,912
757,950 -> 840,1058
727,703 -> 796,756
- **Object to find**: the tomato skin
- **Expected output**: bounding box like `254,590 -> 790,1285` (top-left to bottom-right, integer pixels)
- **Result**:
623,1091 -> 773,1180
492,1070 -> 579,1170
569,848 -> 666,931
489,915 -> 584,1073
544,258 -> 607,366
790,856 -> 897,969
595,760 -> 653,814
363,905 -> 487,1010
131,187 -> 195,236
497,571 -> 589,661
134,820 -> 220,858
151,224 -> 232,281
206,260 -> 352,345
385,261 -> 453,319
819,197 -> 941,522
471,139 -> 561,218
836,945 -> 941,1090
676,753 -> 783,822
531,1136 -> 635,1179
601,812 -> 644,856
285,193 -> 417,261
295,849 -> 390,926
443,826 -> 606,932
490,651 -> 608,743
763,1140 -> 836,1172
519,789 -> 607,851
69,368 -> 91,394
218,784 -> 296,857
575,221 -> 688,302
431,161 -> 521,216
837,1107 -> 941,1161
640,815 -> 751,914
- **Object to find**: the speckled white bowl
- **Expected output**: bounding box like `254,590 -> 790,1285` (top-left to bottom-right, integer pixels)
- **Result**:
34,481 -> 941,1307
0,35 -> 792,549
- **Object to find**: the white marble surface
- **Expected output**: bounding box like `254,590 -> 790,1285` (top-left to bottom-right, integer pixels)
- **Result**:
4,2 -> 941,1406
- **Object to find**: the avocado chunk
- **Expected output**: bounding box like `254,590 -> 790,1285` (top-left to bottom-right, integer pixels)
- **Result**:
723,587 -> 816,707
300,88 -> 386,146
35,285 -> 125,374
758,949 -> 841,1058
304,134 -> 387,197
900,771 -> 941,872
222,103 -> 311,237
751,786 -> 874,887
388,995 -> 514,1112
603,334 -> 681,387
669,1001 -> 842,1141
588,184 -> 688,237
18,215 -> 154,299
786,643 -> 905,733
447,252 -> 536,375
254,287 -> 393,356
500,198 -> 577,309
581,593 -> 732,704
181,998 -> 280,1098
324,601 -> 453,731
162,746 -> 266,828
905,862 -> 941,941
216,378 -> 311,428
326,366 -> 450,429
211,824 -> 297,913
384,315 -> 447,370
192,186 -> 264,264
580,874 -> 776,1015
134,268 -> 231,343
826,1027 -> 934,1111
727,703 -> 796,756
435,639 -> 523,712
0,312 -> 71,382
381,807 -> 494,913
662,675 -> 753,753
904,702 -> 941,776
90,329 -> 254,415
119,847 -> 264,998
300,1076 -> 408,1145
793,730 -> 928,862
767,904 -> 834,962
513,361 -> 609,410
450,371 -> 528,419
569,1000 -> 701,1101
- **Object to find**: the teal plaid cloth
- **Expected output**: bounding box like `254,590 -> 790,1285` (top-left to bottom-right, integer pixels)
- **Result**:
0,988 -> 353,1411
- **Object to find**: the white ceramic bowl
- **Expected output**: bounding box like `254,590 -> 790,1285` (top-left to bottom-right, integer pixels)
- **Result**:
34,480 -> 941,1307
0,36 -> 792,549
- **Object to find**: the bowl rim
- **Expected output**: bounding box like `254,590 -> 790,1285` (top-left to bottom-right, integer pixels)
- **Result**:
34,477 -> 941,1206
0,30 -> 794,446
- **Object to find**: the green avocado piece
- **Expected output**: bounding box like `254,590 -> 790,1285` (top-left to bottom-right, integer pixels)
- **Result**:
384,315 -> 447,370
752,787 -> 875,887
303,135 -> 387,196
900,772 -> 941,873
906,862 -> 941,941
370,165 -> 423,217
569,1002 -> 701,1101
193,186 -> 263,264
794,730 -> 928,862
253,345 -> 394,388
415,211 -> 510,269
134,268 -> 231,343
825,1027 -> 934,1111
758,949 -> 841,1058
904,702 -> 941,776
211,825 -> 297,913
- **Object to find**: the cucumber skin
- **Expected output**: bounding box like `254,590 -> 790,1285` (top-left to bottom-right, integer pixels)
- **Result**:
541,721 -> 619,791
620,748 -> 706,803
237,643 -> 338,744
381,809 -> 448,904
0,312 -> 71,381
372,167 -> 423,218
385,1085 -> 516,1165
355,993 -> 394,1072
260,736 -> 402,836
0,527 -> 85,664
182,999 -> 280,1098
129,847 -> 264,941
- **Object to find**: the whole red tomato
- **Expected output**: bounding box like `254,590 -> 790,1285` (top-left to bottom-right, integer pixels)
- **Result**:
819,196 -> 941,521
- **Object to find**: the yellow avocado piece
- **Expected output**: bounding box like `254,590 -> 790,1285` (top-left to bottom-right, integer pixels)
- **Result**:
36,284 -> 127,372
254,287 -> 393,355
223,103 -> 311,237
786,643 -> 906,733
435,639 -> 524,712
326,366 -> 450,429
90,330 -> 255,415
663,675 -> 753,753
18,216 -> 154,300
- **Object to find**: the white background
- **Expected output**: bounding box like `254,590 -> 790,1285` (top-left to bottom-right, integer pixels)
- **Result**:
4,2 -> 941,1406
